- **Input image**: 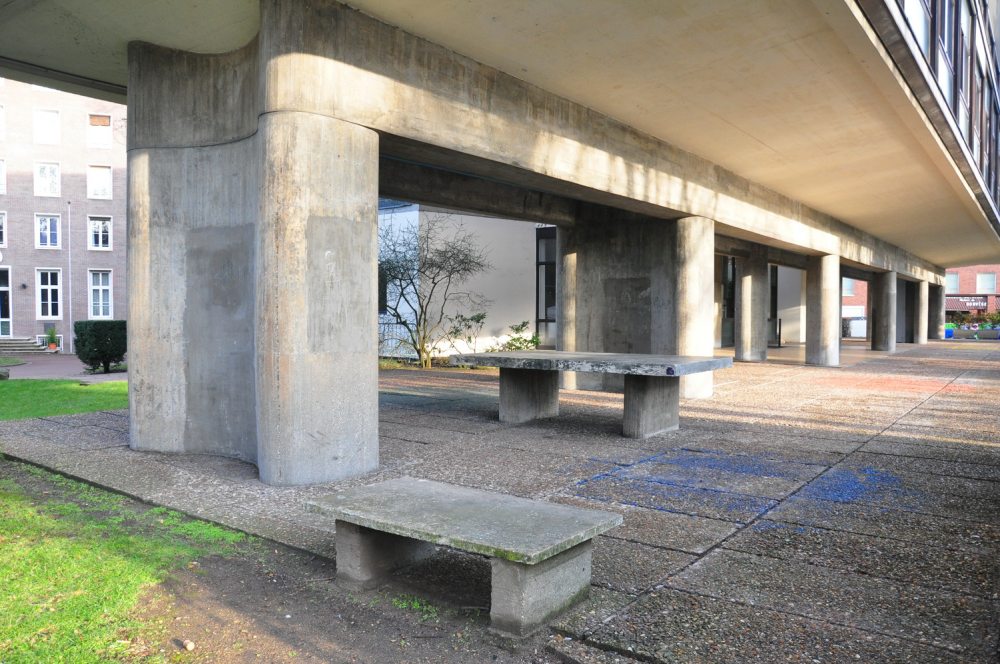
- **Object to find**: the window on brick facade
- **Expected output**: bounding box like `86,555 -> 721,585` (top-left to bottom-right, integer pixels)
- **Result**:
976,272 -> 996,294
0,212 -> 6,248
842,278 -> 855,296
36,269 -> 61,319
87,165 -> 112,199
946,272 -> 960,293
87,216 -> 112,250
33,109 -> 60,145
87,114 -> 112,148
35,214 -> 60,249
34,162 -> 60,197
89,270 -> 112,319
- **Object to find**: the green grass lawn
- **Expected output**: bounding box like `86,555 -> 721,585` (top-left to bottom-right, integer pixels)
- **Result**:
0,380 -> 127,420
0,357 -> 25,367
0,461 -> 249,662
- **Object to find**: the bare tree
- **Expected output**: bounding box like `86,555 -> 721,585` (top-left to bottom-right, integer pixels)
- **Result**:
379,212 -> 491,368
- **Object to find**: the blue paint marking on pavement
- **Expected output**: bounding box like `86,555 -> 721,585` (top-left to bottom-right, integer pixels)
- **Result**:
800,466 -> 910,505
643,450 -> 815,480
575,475 -> 775,521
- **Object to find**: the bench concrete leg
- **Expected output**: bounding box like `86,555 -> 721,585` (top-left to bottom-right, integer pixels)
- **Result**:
623,374 -> 679,438
499,368 -> 559,424
334,520 -> 436,589
489,540 -> 592,638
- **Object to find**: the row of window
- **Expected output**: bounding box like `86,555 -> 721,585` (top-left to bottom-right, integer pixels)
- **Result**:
0,106 -> 115,148
0,160 -> 114,199
0,212 -> 112,250
945,270 -> 996,292
899,0 -> 1000,199
0,267 -> 113,323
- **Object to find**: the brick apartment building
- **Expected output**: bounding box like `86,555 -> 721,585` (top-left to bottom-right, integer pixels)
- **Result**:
0,78 -> 127,351
944,264 -> 1000,315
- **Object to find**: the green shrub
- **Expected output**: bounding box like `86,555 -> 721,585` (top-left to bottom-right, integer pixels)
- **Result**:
488,321 -> 540,352
74,320 -> 127,374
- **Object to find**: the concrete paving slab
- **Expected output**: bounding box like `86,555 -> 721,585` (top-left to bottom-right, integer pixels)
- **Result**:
619,449 -> 827,497
590,536 -> 695,595
674,429 -> 857,465
41,409 -> 130,430
797,466 -> 1000,520
551,495 -> 739,554
549,587 -> 634,638
863,438 -> 1000,471
574,475 -> 775,523
588,588 -> 968,664
669,549 -> 998,658
846,449 -> 1000,482
766,495 -> 1000,553
724,518 -> 1000,598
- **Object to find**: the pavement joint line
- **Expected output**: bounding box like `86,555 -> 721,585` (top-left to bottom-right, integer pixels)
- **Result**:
848,447 -> 1000,476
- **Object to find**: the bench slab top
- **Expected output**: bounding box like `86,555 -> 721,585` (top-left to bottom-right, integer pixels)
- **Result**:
450,350 -> 732,376
307,477 -> 621,564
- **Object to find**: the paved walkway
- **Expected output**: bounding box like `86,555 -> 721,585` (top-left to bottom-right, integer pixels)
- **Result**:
1,342 -> 998,662
2,352 -> 127,383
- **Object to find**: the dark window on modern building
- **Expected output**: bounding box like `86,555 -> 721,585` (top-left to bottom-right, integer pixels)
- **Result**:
535,226 -> 556,347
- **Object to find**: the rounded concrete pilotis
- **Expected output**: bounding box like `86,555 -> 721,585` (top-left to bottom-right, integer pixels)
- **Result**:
675,216 -> 715,396
735,246 -> 769,362
872,270 -> 898,352
915,279 -> 929,345
806,254 -> 841,367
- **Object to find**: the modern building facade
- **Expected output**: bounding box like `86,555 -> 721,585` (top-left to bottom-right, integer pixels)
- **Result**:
2,1 -> 999,484
0,78 -> 126,351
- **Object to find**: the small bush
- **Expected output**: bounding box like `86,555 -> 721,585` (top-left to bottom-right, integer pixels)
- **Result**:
488,321 -> 540,352
74,320 -> 127,374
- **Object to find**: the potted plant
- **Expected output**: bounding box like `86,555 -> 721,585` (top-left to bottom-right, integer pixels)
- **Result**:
45,326 -> 58,351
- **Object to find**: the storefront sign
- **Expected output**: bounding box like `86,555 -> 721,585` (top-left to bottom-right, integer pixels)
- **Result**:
946,296 -> 989,310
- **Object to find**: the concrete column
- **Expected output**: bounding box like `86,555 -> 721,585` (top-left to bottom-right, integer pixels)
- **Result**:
674,216 -> 716,397
556,227 -> 578,390
556,217 -> 674,393
928,283 -> 946,339
915,280 -> 929,344
255,113 -> 379,486
805,254 -> 840,366
871,271 -> 897,352
734,247 -> 769,362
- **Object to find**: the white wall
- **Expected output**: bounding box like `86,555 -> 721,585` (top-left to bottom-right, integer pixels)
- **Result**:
776,265 -> 806,343
377,203 -> 535,357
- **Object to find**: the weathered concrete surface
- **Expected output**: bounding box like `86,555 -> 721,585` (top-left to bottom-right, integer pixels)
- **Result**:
929,283 -> 946,340
128,31 -> 378,485
734,246 -> 769,362
872,270 -> 897,352
915,279 -> 929,345
675,217 -> 716,397
497,368 -> 561,425
622,375 -> 680,439
307,477 -> 620,565
3,341 -> 1000,661
805,254 -> 840,366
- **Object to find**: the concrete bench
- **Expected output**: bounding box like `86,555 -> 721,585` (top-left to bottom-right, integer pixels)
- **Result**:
306,476 -> 621,637
451,350 -> 733,438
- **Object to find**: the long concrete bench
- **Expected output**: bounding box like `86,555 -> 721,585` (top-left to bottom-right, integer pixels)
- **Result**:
451,350 -> 733,438
306,476 -> 621,637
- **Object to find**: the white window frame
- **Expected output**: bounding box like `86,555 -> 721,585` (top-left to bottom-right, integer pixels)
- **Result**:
35,213 -> 61,249
36,268 -> 62,320
33,108 -> 60,145
0,159 -> 6,195
976,272 -> 997,294
946,272 -> 960,294
87,114 -> 113,148
86,165 -> 113,200
88,269 -> 113,319
34,161 -> 61,197
87,215 -> 112,251
0,211 -> 6,248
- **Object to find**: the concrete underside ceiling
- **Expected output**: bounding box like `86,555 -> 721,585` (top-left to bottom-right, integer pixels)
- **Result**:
1,0 -> 997,266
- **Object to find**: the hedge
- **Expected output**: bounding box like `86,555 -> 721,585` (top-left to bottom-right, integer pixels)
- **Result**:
74,320 -> 127,374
